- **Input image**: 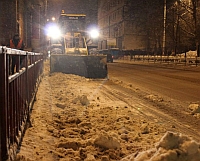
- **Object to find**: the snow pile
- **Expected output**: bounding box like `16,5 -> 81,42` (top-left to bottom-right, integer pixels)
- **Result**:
72,94 -> 90,106
186,50 -> 197,57
178,50 -> 197,57
188,103 -> 200,118
121,131 -> 200,161
15,60 -> 200,160
145,94 -> 164,102
94,131 -> 121,149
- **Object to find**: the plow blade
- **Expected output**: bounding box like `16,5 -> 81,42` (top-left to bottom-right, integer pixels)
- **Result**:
50,55 -> 107,78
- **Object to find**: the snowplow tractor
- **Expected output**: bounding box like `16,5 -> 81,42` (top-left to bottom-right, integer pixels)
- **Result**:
48,11 -> 108,79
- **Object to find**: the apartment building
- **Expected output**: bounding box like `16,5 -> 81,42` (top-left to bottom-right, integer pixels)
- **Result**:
98,0 -> 148,50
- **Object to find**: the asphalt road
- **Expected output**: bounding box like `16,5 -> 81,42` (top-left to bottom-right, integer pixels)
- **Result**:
107,61 -> 200,106
107,61 -> 200,141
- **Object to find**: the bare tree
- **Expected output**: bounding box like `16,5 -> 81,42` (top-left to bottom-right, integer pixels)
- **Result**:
166,0 -> 200,56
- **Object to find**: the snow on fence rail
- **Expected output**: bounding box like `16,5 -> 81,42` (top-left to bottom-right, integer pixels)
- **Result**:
122,53 -> 200,66
0,46 -> 43,161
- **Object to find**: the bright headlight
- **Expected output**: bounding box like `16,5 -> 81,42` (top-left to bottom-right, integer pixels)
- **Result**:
90,29 -> 99,39
46,25 -> 61,39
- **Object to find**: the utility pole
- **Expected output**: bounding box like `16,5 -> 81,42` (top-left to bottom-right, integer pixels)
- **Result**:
16,0 -> 18,33
163,0 -> 166,56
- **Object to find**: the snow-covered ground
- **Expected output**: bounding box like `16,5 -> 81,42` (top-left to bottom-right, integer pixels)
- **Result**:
16,60 -> 200,161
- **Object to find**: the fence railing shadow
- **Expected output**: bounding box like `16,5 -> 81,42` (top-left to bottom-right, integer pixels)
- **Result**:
0,46 -> 43,161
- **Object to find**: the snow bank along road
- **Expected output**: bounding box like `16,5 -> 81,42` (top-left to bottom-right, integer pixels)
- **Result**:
16,60 -> 200,160
107,61 -> 200,141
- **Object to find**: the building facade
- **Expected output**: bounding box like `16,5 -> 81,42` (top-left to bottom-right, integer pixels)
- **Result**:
0,0 -> 47,52
0,0 -> 16,46
98,0 -> 148,50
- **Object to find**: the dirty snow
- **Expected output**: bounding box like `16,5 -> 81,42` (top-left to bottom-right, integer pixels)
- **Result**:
16,60 -> 200,161
121,131 -> 200,161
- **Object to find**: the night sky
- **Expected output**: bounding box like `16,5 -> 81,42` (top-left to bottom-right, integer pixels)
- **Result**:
47,0 -> 98,26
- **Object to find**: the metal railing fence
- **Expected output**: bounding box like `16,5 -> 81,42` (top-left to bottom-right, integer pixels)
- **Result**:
121,54 -> 200,67
0,46 -> 43,161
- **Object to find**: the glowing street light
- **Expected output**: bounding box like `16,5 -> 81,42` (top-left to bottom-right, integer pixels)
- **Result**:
52,17 -> 55,21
